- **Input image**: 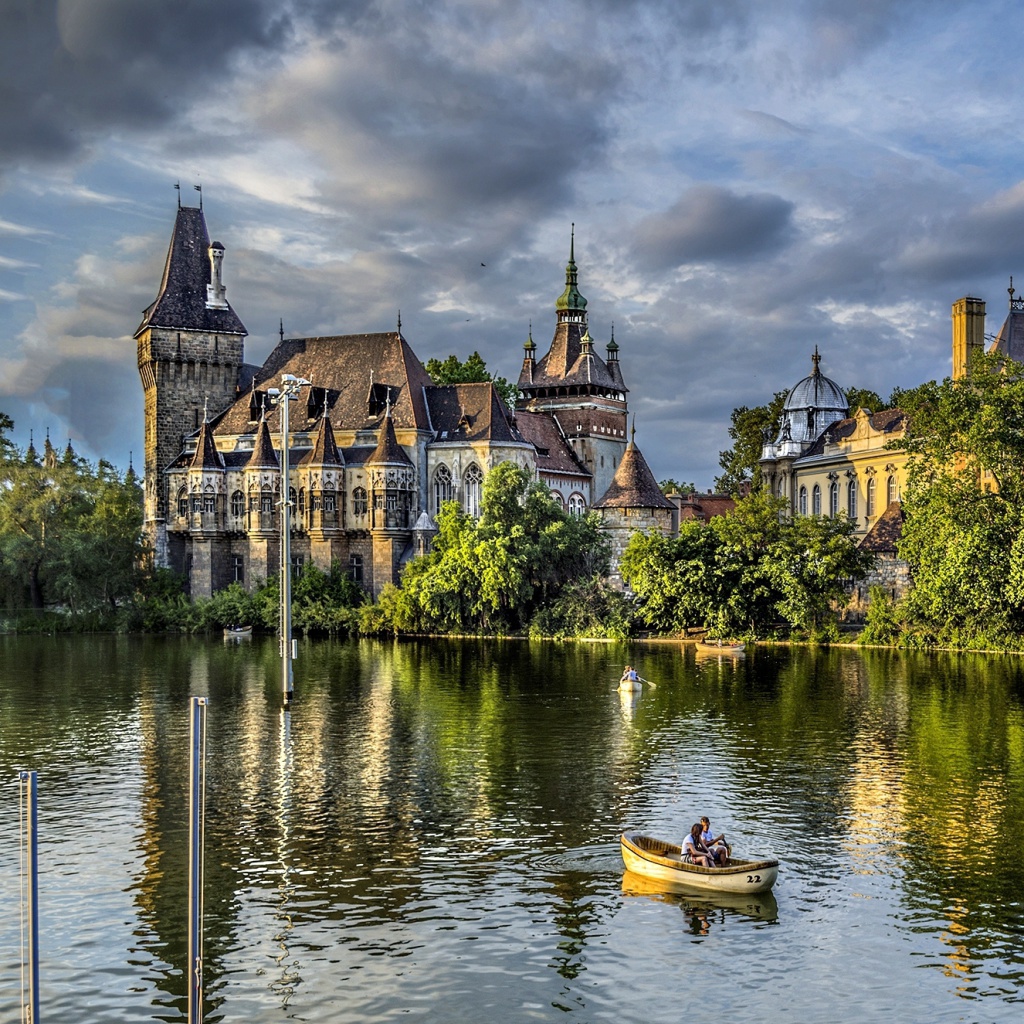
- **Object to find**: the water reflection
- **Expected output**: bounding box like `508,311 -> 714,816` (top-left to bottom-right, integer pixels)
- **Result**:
2,637 -> 1024,1022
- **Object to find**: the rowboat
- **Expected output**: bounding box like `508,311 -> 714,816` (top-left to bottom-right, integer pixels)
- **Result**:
617,677 -> 642,692
620,830 -> 778,894
223,625 -> 253,638
694,640 -> 745,654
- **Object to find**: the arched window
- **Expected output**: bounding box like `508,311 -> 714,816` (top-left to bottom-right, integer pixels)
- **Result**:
203,487 -> 215,514
177,487 -> 188,517
812,484 -> 821,516
260,487 -> 273,514
324,492 -> 336,513
231,490 -> 244,517
433,465 -> 454,513
866,477 -> 875,517
847,480 -> 857,520
798,486 -> 807,516
353,487 -> 368,516
568,494 -> 586,516
829,482 -> 839,517
887,474 -> 898,505
463,464 -> 483,517
192,491 -> 202,513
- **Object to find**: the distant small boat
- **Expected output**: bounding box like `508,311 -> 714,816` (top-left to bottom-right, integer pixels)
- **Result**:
223,625 -> 253,638
694,640 -> 745,654
618,677 -> 642,692
620,831 -> 778,894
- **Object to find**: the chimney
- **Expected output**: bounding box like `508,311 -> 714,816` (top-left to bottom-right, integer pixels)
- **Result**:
951,296 -> 985,380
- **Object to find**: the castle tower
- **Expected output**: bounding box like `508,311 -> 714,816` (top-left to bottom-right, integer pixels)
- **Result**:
304,410 -> 346,572
951,295 -> 986,380
135,203 -> 247,567
516,228 -> 628,502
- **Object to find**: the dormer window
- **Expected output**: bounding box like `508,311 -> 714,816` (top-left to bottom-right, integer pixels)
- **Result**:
367,381 -> 397,417
307,386 -> 330,420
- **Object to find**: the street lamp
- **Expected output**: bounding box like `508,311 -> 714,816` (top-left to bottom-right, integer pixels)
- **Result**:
268,373 -> 311,706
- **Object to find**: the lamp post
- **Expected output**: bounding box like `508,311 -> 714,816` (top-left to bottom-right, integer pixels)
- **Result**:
268,373 -> 311,706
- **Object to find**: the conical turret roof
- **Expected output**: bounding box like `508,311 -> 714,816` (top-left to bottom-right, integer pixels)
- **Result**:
307,412 -> 343,467
368,412 -> 413,466
189,418 -> 225,470
593,433 -> 673,510
246,415 -> 278,468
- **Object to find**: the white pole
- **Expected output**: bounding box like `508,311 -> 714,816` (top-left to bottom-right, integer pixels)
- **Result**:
280,383 -> 293,706
187,697 -> 208,1024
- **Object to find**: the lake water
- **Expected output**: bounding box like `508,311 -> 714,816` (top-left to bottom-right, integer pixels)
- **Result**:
2,636 -> 1023,1023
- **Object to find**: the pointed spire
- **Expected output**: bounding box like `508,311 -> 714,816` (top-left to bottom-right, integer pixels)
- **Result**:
555,223 -> 587,313
26,430 -> 37,463
524,322 -> 536,353
606,322 -> 619,356
126,451 -> 137,482
592,429 -> 673,511
811,346 -> 821,374
64,437 -> 76,464
280,317 -> 285,344
189,417 -> 224,471
247,413 -> 279,468
368,408 -> 413,466
43,429 -> 57,469
309,412 -> 343,467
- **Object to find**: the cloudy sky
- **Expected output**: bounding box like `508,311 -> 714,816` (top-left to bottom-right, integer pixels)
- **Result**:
2,0 -> 1022,487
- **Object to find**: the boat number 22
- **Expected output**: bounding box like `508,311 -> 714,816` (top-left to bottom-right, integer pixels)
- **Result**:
746,874 -> 761,884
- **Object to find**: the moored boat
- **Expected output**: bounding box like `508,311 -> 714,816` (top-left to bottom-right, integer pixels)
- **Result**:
694,640 -> 745,654
620,830 -> 778,894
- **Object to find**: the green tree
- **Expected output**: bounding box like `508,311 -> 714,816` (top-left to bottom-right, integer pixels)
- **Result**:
369,461 -> 609,634
425,350 -> 519,409
715,390 -> 788,493
844,388 -> 884,414
658,478 -> 696,495
891,355 -> 1024,645
621,489 -> 871,637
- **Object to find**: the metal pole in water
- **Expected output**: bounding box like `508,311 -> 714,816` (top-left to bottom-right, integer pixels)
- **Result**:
187,697 -> 208,1024
19,770 -> 40,1024
269,373 -> 310,708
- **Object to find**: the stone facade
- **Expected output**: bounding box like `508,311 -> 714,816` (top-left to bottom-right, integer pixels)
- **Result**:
138,205 -> 638,598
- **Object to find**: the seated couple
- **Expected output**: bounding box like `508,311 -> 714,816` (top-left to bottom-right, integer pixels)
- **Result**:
682,817 -> 730,867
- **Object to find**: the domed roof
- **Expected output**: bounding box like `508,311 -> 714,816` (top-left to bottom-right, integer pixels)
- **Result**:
783,348 -> 847,414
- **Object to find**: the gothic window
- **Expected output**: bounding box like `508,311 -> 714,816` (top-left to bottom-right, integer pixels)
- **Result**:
298,488 -> 306,516
192,493 -> 202,513
312,492 -> 323,511
433,464 -> 454,513
866,477 -> 875,517
887,474 -> 898,505
203,489 -> 216,514
249,491 -> 260,512
568,494 -> 586,516
177,487 -> 188,517
260,488 -> 273,514
324,492 -> 336,513
463,464 -> 483,517
353,487 -> 368,516
231,491 -> 244,517
847,480 -> 857,521
829,482 -> 839,517
799,486 -> 807,516
350,553 -> 364,583
290,555 -> 304,577
232,554 -> 244,584
812,484 -> 821,516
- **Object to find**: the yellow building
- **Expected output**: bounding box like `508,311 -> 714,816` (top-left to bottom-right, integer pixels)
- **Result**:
759,350 -> 909,542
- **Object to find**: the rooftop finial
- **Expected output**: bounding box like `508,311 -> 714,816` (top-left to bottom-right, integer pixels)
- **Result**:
194,183 -> 203,210
1010,276 -> 1016,305
397,309 -> 402,334
812,346 -> 821,374
570,222 -> 575,263
174,181 -> 180,208
630,417 -> 636,445
279,318 -> 284,343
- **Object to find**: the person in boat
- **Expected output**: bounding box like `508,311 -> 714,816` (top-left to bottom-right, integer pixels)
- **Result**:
619,665 -> 640,685
681,823 -> 716,867
700,816 -> 730,865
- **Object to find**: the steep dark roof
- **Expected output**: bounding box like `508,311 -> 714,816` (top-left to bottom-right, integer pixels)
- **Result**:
800,408 -> 908,459
988,302 -> 1024,362
135,206 -> 247,337
304,414 -> 343,467
247,416 -> 278,468
425,382 -> 527,444
515,410 -> 590,478
593,440 -> 673,509
368,414 -> 413,466
859,501 -> 904,553
521,324 -> 627,392
188,419 -> 224,471
213,333 -> 433,438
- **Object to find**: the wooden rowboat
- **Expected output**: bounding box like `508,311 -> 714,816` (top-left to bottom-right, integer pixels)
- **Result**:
620,830 -> 778,894
694,640 -> 745,654
223,625 -> 253,638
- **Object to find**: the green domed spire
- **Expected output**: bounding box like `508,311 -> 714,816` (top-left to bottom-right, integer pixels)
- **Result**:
524,322 -> 536,352
555,224 -> 587,312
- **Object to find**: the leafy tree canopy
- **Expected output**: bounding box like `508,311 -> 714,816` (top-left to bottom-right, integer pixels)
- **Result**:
425,350 -> 519,409
659,478 -> 695,495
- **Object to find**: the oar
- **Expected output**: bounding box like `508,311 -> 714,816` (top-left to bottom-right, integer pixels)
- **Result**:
638,676 -> 656,687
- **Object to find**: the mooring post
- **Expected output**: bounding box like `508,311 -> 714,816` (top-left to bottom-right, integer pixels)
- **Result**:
19,770 -> 40,1024
187,697 -> 208,1024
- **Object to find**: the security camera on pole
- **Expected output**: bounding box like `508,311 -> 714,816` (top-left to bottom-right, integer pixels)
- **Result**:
268,373 -> 311,706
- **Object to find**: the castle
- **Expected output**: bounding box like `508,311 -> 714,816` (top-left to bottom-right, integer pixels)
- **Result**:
136,204 -> 655,597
